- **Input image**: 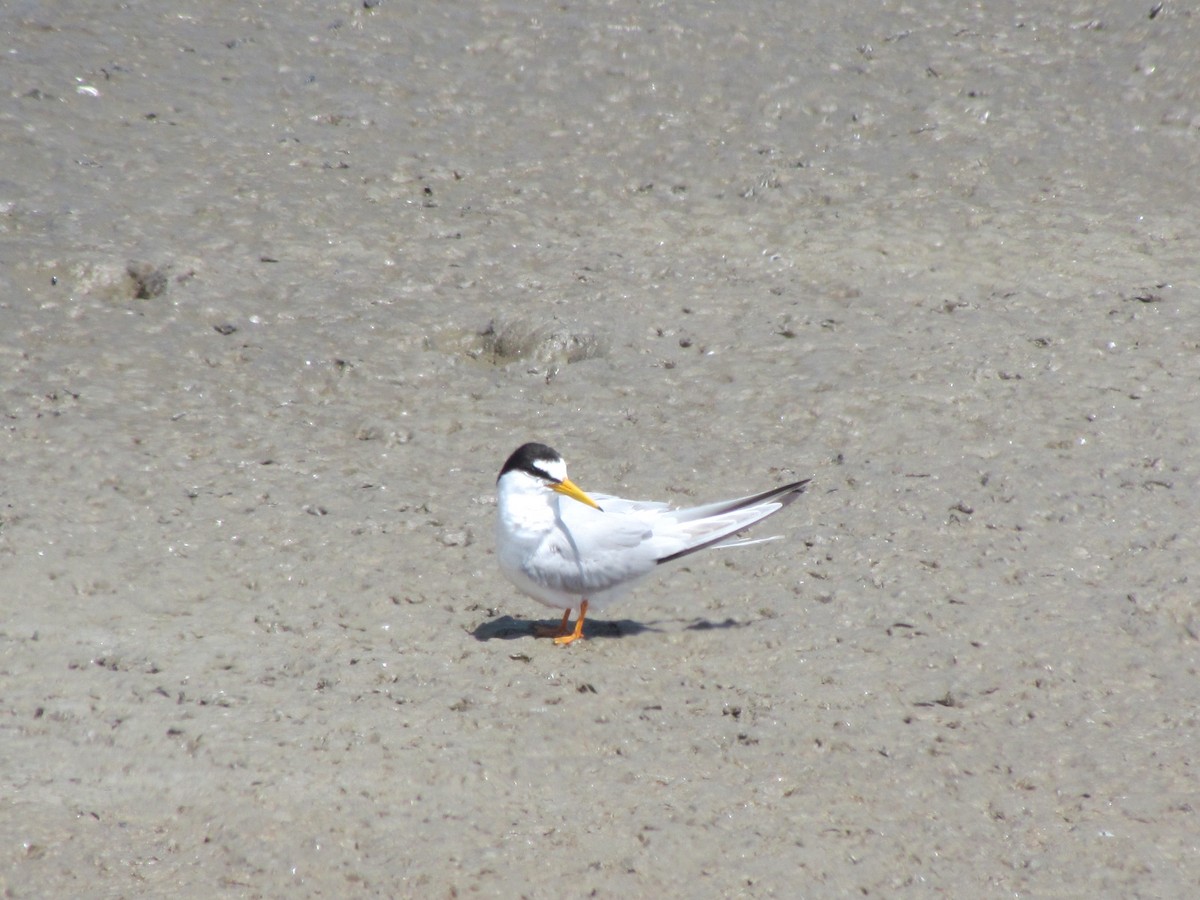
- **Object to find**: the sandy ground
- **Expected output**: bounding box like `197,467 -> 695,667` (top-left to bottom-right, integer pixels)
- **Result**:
3,1 -> 1199,896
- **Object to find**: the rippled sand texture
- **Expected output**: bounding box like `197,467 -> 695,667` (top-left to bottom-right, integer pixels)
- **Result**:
3,1 -> 1198,896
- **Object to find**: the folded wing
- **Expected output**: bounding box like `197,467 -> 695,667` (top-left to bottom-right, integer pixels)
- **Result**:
560,478 -> 810,569
654,478 -> 810,563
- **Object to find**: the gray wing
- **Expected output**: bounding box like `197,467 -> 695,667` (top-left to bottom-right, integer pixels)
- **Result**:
548,478 -> 810,593
547,499 -> 663,595
653,478 -> 811,563
587,493 -> 670,515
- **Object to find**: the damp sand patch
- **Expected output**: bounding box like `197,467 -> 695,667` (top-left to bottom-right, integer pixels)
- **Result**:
428,317 -> 607,374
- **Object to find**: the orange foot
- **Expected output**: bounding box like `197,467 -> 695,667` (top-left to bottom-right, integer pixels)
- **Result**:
533,601 -> 589,645
533,609 -> 571,639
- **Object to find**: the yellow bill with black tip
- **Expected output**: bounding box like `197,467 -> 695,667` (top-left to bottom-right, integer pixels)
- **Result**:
552,478 -> 601,510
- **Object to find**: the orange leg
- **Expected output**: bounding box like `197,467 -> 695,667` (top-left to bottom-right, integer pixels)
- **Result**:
553,600 -> 588,646
534,609 -> 572,639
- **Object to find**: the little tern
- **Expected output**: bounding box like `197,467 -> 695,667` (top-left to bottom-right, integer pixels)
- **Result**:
495,442 -> 809,645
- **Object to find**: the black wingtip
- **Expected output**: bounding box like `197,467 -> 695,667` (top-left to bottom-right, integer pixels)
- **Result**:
778,477 -> 812,503
654,476 -> 811,565
730,477 -> 812,511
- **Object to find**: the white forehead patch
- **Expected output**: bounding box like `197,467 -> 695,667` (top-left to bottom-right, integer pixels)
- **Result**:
533,457 -> 568,483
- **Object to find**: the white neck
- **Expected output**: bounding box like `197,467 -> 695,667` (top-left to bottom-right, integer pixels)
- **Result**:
497,471 -> 560,537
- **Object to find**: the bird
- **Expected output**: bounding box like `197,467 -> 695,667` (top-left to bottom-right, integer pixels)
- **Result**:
494,442 -> 810,645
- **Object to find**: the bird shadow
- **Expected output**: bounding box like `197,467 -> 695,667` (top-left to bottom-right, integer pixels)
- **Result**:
684,617 -> 752,631
472,614 -> 748,642
472,614 -> 654,642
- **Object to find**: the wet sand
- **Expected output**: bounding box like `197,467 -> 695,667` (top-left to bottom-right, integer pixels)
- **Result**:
3,1 -> 1198,895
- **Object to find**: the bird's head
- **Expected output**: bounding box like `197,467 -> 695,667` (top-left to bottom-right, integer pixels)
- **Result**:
497,442 -> 601,509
